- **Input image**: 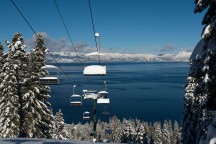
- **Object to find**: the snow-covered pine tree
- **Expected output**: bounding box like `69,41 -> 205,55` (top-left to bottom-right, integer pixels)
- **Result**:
54,109 -> 68,140
96,120 -> 107,142
144,121 -> 154,143
0,43 -> 20,137
71,122 -> 91,140
24,34 -> 55,138
83,122 -> 93,140
152,121 -> 162,144
3,32 -> 29,138
108,116 -> 122,143
0,32 -> 35,137
135,121 -> 150,144
181,68 -> 203,143
0,33 -> 55,138
120,118 -> 136,143
172,120 -> 180,144
181,1 -> 216,143
142,122 -> 152,144
161,120 -> 171,144
167,120 -> 173,140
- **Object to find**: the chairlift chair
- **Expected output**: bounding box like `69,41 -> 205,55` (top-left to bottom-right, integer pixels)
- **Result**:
97,91 -> 110,104
83,90 -> 98,99
70,94 -> 82,106
83,111 -> 91,120
40,65 -> 59,85
83,32 -> 107,76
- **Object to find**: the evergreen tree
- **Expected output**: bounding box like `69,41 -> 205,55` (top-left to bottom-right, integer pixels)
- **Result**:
181,1 -> 216,143
152,122 -> 162,144
10,33 -> 34,137
120,119 -> 136,143
136,122 -> 150,144
145,122 -> 154,142
162,120 -> 171,144
108,116 -> 122,143
0,32 -> 29,138
0,33 -> 55,138
172,120 -> 180,144
70,122 -> 92,140
0,51 -> 20,137
143,122 -> 152,144
24,34 -> 55,138
167,120 -> 173,139
54,109 -> 68,140
96,120 -> 107,142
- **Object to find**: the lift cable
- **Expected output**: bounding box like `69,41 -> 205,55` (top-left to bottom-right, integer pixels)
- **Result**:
53,0 -> 84,66
88,0 -> 107,84
10,0 -> 72,81
10,0 -> 38,38
87,0 -> 98,51
87,0 -> 101,63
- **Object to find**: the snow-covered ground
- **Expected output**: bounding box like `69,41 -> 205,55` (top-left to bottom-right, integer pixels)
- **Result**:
0,138 -> 94,144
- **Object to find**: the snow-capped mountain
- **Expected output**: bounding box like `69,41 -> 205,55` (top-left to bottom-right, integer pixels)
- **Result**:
46,51 -> 192,63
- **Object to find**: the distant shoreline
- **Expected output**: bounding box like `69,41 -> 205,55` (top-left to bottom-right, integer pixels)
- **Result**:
46,51 -> 191,63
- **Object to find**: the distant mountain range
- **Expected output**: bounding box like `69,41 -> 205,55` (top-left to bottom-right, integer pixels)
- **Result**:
46,51 -> 192,63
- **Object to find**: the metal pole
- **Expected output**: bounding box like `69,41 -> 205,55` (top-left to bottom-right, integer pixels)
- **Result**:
98,35 -> 100,53
95,33 -> 100,64
95,33 -> 100,52
93,97 -> 97,142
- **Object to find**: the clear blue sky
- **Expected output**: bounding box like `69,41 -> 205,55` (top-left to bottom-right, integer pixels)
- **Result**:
0,0 -> 205,54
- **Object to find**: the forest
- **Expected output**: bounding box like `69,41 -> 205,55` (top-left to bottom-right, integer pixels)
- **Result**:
65,115 -> 181,143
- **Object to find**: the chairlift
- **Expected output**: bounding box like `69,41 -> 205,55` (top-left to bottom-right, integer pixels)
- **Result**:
97,81 -> 110,104
70,85 -> 82,106
83,111 -> 91,120
83,32 -> 107,76
40,65 -> 59,85
97,91 -> 110,104
70,94 -> 82,106
83,90 -> 98,100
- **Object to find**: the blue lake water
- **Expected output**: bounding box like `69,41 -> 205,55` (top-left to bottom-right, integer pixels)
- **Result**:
49,62 -> 189,124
